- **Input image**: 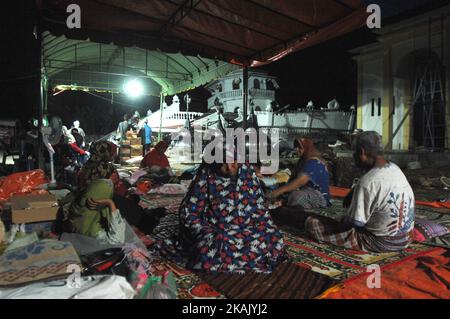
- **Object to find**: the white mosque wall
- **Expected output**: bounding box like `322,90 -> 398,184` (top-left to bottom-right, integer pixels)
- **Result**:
361,58 -> 384,135
140,95 -> 202,131
255,111 -> 354,131
392,78 -> 408,150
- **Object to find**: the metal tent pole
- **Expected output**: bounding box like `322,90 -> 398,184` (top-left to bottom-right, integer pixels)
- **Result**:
243,67 -> 248,130
158,92 -> 164,142
37,24 -> 44,169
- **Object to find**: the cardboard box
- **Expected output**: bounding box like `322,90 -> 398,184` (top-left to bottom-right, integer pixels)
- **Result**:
121,140 -> 131,145
10,194 -> 59,224
131,148 -> 143,157
24,221 -> 53,233
130,145 -> 143,151
130,138 -> 141,145
119,147 -> 131,155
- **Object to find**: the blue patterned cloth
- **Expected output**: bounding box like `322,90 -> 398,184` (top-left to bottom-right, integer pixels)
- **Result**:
301,158 -> 330,203
152,163 -> 286,274
0,240 -> 80,287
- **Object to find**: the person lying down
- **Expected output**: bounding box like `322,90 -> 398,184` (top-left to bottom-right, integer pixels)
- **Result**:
152,156 -> 286,274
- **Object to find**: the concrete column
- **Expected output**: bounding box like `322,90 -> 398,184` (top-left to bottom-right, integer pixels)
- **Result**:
382,47 -> 394,149
403,79 -> 413,151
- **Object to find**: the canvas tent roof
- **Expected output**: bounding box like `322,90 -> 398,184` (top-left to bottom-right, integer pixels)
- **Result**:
38,0 -> 369,95
43,32 -> 239,95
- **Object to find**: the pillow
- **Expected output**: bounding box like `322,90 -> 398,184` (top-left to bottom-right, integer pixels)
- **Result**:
412,218 -> 449,242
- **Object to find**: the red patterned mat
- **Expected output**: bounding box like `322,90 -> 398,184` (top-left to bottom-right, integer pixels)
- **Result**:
284,232 -> 440,281
136,195 -> 441,298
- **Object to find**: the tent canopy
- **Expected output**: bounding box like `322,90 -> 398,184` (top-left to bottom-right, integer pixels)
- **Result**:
38,0 -> 369,94
43,32 -> 239,95
39,0 -> 368,65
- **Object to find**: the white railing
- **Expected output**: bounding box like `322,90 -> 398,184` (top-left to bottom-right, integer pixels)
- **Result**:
249,89 -> 275,99
208,90 -> 243,106
167,112 -> 203,120
208,89 -> 276,107
220,90 -> 243,99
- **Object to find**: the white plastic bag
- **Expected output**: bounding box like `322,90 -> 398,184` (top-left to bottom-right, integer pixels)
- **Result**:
0,275 -> 135,299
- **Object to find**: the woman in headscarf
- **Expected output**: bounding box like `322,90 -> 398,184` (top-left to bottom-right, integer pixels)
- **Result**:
64,179 -> 126,245
174,158 -> 285,274
140,140 -> 170,171
78,140 -> 119,189
267,137 -> 330,209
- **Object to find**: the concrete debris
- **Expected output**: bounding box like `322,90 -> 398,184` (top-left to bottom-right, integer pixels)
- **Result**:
407,161 -> 422,170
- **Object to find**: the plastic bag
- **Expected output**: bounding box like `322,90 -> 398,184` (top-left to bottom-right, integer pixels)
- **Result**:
0,275 -> 135,299
137,271 -> 177,299
0,169 -> 48,203
81,248 -> 129,277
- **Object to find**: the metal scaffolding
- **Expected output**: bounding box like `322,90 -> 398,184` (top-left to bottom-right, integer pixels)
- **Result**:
412,56 -> 446,150
388,15 -> 448,151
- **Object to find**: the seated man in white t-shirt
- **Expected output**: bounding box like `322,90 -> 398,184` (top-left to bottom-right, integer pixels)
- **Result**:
305,131 -> 415,252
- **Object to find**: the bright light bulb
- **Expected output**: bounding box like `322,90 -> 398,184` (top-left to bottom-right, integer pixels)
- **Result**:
124,79 -> 144,98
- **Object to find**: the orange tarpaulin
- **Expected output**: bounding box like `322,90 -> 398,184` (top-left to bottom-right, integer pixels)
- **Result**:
415,200 -> 450,210
330,186 -> 352,199
330,186 -> 450,210
0,169 -> 49,203
319,248 -> 450,299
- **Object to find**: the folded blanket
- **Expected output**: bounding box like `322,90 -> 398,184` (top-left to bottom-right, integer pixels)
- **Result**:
125,169 -> 147,185
148,184 -> 188,195
0,240 -> 81,287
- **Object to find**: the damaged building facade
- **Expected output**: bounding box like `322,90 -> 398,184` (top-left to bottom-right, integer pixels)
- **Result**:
352,6 -> 450,151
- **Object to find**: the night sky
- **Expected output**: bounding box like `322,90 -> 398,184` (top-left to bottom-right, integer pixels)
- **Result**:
1,0 -> 40,125
0,0 -> 446,135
